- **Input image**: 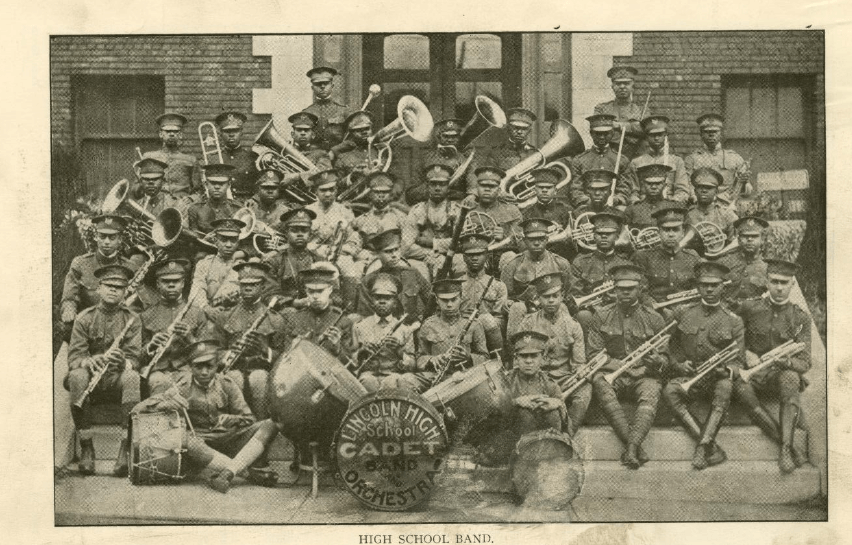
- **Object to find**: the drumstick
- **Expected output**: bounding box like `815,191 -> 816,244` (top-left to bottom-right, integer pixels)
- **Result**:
182,408 -> 196,437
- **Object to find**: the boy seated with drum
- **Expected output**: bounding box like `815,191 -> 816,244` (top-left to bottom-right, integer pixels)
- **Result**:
131,338 -> 280,493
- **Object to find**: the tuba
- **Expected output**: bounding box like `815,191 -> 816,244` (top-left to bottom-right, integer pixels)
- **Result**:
367,95 -> 434,173
457,95 -> 507,151
499,120 -> 584,209
253,119 -> 318,205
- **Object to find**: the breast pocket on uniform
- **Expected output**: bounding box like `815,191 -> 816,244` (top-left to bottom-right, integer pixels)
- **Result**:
708,327 -> 733,348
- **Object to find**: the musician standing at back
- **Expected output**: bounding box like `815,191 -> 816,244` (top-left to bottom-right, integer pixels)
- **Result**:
188,218 -> 244,311
594,66 -> 646,160
215,111 -> 258,203
262,208 -> 323,306
732,259 -> 811,473
66,264 -> 142,476
459,232 -> 508,359
663,262 -> 744,470
468,108 -> 539,195
406,164 -> 464,275
629,116 -> 690,204
565,115 -> 635,209
244,169 -> 291,234
502,218 -> 576,303
718,216 -> 769,308
301,67 -> 353,151
572,169 -> 626,222
522,167 -> 575,260
624,164 -> 675,230
185,163 -> 242,235
142,113 -> 201,201
587,264 -> 669,469
685,167 -> 739,243
684,114 -> 752,203
518,272 -> 588,436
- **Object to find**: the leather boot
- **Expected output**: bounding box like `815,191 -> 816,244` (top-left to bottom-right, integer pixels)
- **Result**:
669,403 -> 703,441
636,445 -> 650,466
79,438 -> 96,475
209,469 -> 235,493
113,438 -> 129,478
748,406 -> 781,443
622,444 -> 640,469
696,407 -> 728,469
779,403 -> 799,474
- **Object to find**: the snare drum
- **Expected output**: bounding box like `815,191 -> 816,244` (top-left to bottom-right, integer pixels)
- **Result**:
128,411 -> 187,485
421,359 -> 513,424
510,429 -> 584,510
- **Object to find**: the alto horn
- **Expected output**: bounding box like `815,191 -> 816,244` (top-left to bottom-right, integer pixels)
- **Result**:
457,95 -> 507,150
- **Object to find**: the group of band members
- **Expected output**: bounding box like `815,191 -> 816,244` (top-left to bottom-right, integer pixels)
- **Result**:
61,63 -> 811,493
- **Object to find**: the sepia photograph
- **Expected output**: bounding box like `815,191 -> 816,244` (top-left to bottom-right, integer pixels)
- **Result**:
49,30 -> 827,526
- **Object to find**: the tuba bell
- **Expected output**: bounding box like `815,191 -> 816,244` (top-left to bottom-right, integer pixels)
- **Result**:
367,95 -> 435,172
253,119 -> 318,205
457,95 -> 507,150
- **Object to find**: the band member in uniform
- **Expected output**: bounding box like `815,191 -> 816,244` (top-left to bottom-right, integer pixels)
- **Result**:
209,261 -> 285,420
684,114 -> 752,203
686,167 -> 739,242
356,229 -> 434,321
301,66 -> 352,151
409,118 -> 468,203
415,278 -> 488,392
262,208 -> 323,306
587,264 -> 669,468
188,218 -> 244,311
470,166 -> 524,269
333,111 -> 384,185
466,108 -> 538,196
566,115 -> 636,208
406,164 -> 463,274
142,113 -> 201,200
629,116 -> 690,203
732,259 -> 811,473
718,216 -> 770,307
523,167 -> 575,260
351,273 -> 417,392
131,338 -> 281,493
507,329 -> 569,432
459,232 -> 508,357
632,205 -> 702,306
66,264 -> 142,476
502,218 -> 576,302
288,111 -> 332,166
350,172 -> 416,262
624,164 -> 675,230
215,111 -> 258,202
140,258 -> 208,396
594,66 -> 646,160
663,262 -> 745,469
518,272 -> 588,436
185,163 -> 242,235
134,157 -> 179,216
244,169 -> 291,234
281,265 -> 352,359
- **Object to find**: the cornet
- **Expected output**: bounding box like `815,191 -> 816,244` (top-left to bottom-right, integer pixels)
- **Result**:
678,341 -> 739,393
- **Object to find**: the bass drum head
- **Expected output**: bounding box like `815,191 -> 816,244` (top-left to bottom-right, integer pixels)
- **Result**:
509,429 -> 584,510
422,359 -> 513,425
128,411 -> 186,485
333,389 -> 449,512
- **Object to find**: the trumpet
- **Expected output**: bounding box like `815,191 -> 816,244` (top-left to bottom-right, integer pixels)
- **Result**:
678,341 -> 739,393
253,119 -> 317,205
559,350 -> 609,400
739,339 -> 805,383
574,281 -> 615,309
602,321 -> 678,384
652,280 -> 732,310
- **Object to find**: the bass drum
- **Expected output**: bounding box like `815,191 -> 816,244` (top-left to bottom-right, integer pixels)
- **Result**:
510,429 -> 584,510
128,411 -> 187,485
269,338 -> 367,461
422,359 -> 513,425
333,389 -> 449,511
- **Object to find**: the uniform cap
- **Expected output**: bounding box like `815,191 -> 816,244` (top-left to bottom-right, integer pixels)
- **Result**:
511,330 -> 550,355
233,259 -> 272,284
606,66 -> 638,81
306,66 -> 339,82
309,168 -> 342,190
636,163 -> 672,183
299,265 -> 337,289
533,272 -> 564,296
586,114 -> 616,133
640,115 -> 670,134
367,228 -> 402,252
506,107 -> 537,128
651,204 -> 687,228
733,215 -> 769,234
765,259 -> 800,278
156,113 -> 188,130
424,163 -> 453,182
520,218 -> 552,238
257,169 -> 283,187
608,264 -> 645,288
690,167 -> 723,188
288,111 -> 319,129
135,157 -> 168,179
153,258 -> 190,280
460,232 -> 492,254
694,261 -> 730,283
474,166 -> 505,186
434,118 -> 464,135
591,212 -> 624,234
582,168 -> 617,188
432,278 -> 463,299
367,171 -> 395,190
91,214 -> 128,234
531,167 -> 562,187
94,264 -> 134,287
344,110 -> 374,130
214,111 -> 246,130
369,272 -> 402,296
202,163 -> 236,183
186,339 -> 220,364
697,113 -> 725,129
279,207 -> 316,228
210,218 -> 246,236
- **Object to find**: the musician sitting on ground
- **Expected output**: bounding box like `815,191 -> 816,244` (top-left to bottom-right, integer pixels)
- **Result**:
518,272 -> 588,436
66,264 -> 142,477
624,164 -> 676,230
141,258 -> 208,396
415,278 -> 488,393
185,163 -> 242,235
731,259 -> 811,473
501,218 -> 577,304
587,264 -> 669,469
718,216 -> 770,308
406,164 -> 465,275
188,218 -> 245,311
262,207 -> 324,307
131,338 -> 280,493
352,273 -> 417,392
662,261 -> 744,470
208,260 -> 286,420
244,169 -> 291,235
685,167 -> 738,243
459,232 -> 508,359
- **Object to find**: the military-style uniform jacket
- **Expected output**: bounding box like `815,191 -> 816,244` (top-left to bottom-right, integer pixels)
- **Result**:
593,100 -> 645,147
684,145 -> 747,198
718,249 -> 768,304
281,305 -> 353,359
630,151 -> 691,203
351,207 -> 416,259
68,303 -> 142,372
302,100 -> 352,151
567,146 -> 636,207
668,302 -> 745,376
737,298 -> 811,379
351,313 -> 416,374
306,201 -> 360,258
407,199 -> 461,257
356,265 -> 434,321
138,191 -> 184,217
163,373 -> 255,440
139,299 -> 208,372
244,196 -> 291,234
518,309 -> 586,377
686,202 -> 738,243
501,250 -> 576,301
460,272 -> 508,317
221,145 -> 259,201
586,302 -> 670,379
333,145 -> 382,178
523,199 -> 574,228
293,144 -> 332,170
61,252 -> 141,317
571,250 -> 632,299
470,200 -> 523,252
143,149 -> 201,198
416,314 -> 488,371
262,247 -> 323,303
185,198 -> 243,235
208,301 -> 286,371
632,247 -> 701,302
623,198 -> 674,230
188,254 -> 240,310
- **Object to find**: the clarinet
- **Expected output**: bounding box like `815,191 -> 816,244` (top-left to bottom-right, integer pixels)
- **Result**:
351,313 -> 411,374
123,249 -> 159,306
74,317 -> 136,408
139,293 -> 200,380
219,296 -> 279,375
